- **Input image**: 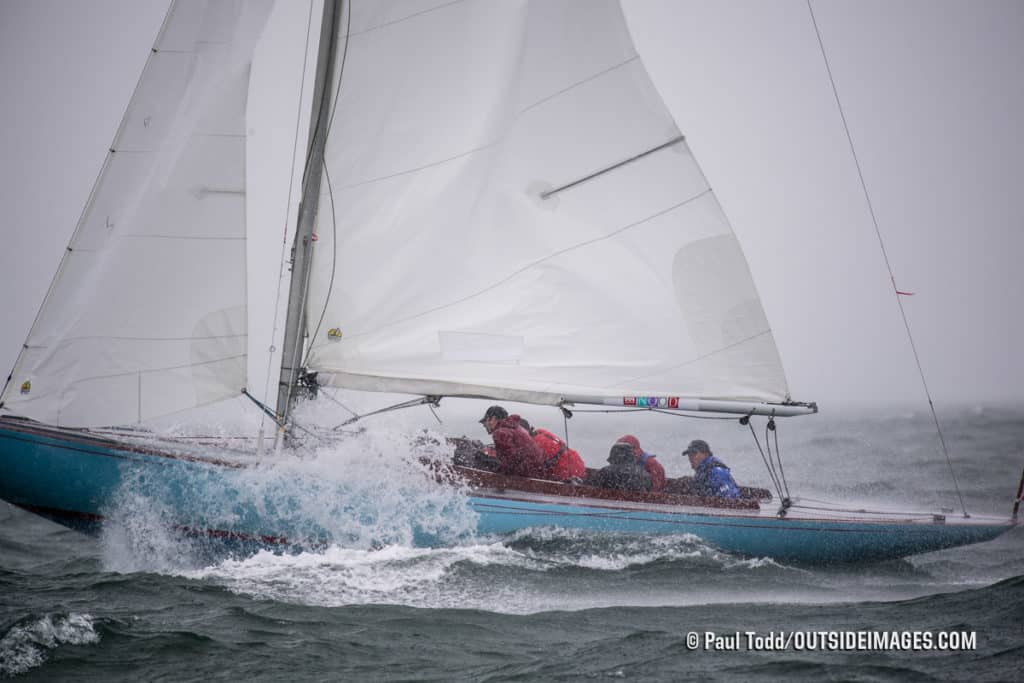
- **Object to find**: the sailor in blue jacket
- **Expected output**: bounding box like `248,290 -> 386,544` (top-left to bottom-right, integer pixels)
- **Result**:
683,439 -> 740,499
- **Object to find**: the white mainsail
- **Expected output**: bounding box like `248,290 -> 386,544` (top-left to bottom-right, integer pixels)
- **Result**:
0,0 -> 273,427
1,0 -> 809,428
304,0 -> 795,409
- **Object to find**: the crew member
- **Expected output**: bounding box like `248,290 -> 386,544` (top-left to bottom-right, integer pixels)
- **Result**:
479,406 -> 547,479
616,434 -> 666,492
683,439 -> 740,498
519,418 -> 586,481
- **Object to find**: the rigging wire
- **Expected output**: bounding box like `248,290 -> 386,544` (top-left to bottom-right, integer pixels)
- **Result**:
243,389 -> 320,440
744,417 -> 789,514
302,159 -> 339,365
331,396 -> 442,429
806,0 -> 968,517
318,387 -> 358,418
246,398 -> 321,442
770,418 -> 791,501
296,1 -> 349,197
302,1 -> 352,367
324,1 -> 353,138
258,0 -> 317,436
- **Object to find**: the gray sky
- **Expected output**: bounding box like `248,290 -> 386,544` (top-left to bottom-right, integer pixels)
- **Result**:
1,0 -> 1022,413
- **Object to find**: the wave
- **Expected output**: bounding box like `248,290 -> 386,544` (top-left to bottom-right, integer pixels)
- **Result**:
159,525 -> 1024,614
500,527 -> 792,572
174,527 -> 803,613
0,612 -> 100,677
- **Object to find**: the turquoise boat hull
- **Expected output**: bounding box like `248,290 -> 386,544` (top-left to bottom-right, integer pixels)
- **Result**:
0,418 -> 1015,563
468,497 -> 1011,563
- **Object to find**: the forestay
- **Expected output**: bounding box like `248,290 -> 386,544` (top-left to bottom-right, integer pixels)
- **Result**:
1,0 -> 273,427
305,0 -> 795,408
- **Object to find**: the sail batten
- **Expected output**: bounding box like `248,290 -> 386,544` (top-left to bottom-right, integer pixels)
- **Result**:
540,134 -> 686,200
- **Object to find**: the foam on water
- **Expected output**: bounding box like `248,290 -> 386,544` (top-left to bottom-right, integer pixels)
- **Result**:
501,527 -> 792,572
0,613 -> 99,677
186,541 -> 535,608
176,526 -> 804,613
97,425 -> 478,572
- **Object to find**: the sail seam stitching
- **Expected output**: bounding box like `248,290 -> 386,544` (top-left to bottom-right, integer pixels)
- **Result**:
47,354 -> 247,387
26,334 -> 245,346
341,189 -> 712,340
518,55 -> 640,117
115,235 -> 245,240
336,142 -> 493,190
608,329 -> 774,388
332,57 -> 644,191
345,0 -> 468,38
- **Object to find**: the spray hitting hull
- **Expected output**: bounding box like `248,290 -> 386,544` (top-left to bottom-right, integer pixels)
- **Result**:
0,418 -> 297,553
0,417 -> 1014,564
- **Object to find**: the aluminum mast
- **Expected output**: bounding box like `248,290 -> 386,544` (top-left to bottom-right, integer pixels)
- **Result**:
276,0 -> 342,431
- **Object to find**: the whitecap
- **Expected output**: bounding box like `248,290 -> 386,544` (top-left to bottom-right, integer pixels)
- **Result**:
185,539 -> 542,608
0,612 -> 99,677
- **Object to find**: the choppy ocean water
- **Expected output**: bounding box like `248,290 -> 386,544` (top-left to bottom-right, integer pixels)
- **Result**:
2,406 -> 1022,681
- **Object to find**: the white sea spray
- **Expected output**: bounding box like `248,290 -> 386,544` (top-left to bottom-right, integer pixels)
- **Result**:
97,422 -> 478,573
0,613 -> 99,677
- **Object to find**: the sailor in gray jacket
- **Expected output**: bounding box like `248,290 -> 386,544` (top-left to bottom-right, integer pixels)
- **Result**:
588,442 -> 653,492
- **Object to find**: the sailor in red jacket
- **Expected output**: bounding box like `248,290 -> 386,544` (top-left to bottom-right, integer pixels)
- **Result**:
616,434 -> 666,492
479,406 -> 547,479
519,418 -> 586,481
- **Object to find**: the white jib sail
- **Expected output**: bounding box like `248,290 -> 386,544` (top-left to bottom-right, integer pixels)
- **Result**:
1,0 -> 273,427
303,0 -> 793,408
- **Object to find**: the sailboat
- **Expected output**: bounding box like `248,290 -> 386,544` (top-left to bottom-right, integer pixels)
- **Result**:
0,0 -> 1017,564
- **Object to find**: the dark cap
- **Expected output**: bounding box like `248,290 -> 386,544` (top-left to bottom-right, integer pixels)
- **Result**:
518,417 -> 532,433
608,442 -> 635,464
479,405 -> 508,423
683,439 -> 711,456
